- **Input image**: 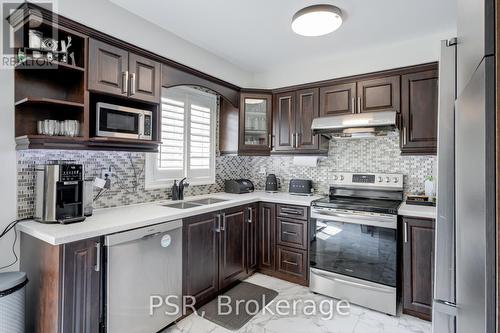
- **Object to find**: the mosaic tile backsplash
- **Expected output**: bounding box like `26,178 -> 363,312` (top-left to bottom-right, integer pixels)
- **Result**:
17,134 -> 435,219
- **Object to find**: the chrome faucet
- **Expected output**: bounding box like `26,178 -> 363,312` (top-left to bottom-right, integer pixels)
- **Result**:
178,178 -> 189,200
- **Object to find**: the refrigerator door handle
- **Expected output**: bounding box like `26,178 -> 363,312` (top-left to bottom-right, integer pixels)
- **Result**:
433,299 -> 458,316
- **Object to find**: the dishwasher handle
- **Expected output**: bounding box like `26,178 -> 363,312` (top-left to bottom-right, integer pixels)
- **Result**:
105,220 -> 182,246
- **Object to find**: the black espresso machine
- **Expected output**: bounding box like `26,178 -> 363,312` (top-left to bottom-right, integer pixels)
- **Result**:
35,161 -> 86,224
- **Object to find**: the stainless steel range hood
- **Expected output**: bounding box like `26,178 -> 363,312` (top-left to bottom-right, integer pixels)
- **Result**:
311,111 -> 397,138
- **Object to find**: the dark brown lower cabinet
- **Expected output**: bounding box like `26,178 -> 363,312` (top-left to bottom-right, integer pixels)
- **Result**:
258,202 -> 276,273
20,234 -> 102,333
246,204 -> 259,275
183,212 -> 220,307
258,203 -> 309,286
219,206 -> 247,289
183,205 -> 255,308
402,217 -> 435,321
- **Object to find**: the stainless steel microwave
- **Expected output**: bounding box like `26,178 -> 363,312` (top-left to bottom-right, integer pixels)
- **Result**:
96,102 -> 153,140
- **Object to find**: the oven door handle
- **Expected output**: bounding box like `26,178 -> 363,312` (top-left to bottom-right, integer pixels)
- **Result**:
311,208 -> 397,228
310,268 -> 395,293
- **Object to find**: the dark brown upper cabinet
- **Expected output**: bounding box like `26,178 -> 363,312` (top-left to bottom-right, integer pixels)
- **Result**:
128,53 -> 161,103
88,39 -> 128,97
273,88 -> 323,153
319,82 -> 357,116
296,88 -> 320,150
239,92 -> 273,155
402,217 -> 435,321
88,39 -> 160,104
358,76 -> 400,113
273,91 -> 295,151
319,76 -> 399,116
400,69 -> 439,155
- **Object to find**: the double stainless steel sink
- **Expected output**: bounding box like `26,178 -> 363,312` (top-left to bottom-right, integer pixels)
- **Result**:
162,197 -> 228,209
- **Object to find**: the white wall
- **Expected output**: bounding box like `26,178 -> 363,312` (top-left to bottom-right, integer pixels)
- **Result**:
0,65 -> 17,272
251,31 -> 456,89
56,0 -> 253,87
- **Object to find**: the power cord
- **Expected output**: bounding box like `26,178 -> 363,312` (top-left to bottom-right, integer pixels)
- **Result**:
0,219 -> 28,270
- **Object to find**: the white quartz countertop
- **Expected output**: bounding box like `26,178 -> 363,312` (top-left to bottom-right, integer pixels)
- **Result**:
18,191 -> 322,246
398,202 -> 437,220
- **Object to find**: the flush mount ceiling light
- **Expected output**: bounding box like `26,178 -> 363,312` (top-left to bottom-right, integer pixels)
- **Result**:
291,4 -> 343,37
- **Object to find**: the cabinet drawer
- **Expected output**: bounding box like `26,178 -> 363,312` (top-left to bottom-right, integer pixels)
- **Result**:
277,218 -> 307,250
276,246 -> 307,281
277,204 -> 308,220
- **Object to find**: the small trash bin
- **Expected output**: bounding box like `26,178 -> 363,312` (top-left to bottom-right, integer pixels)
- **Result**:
0,272 -> 28,333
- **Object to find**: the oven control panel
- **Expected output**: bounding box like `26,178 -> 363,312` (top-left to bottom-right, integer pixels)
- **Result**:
330,172 -> 403,189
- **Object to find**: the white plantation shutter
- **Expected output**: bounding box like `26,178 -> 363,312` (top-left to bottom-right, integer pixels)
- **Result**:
145,86 -> 216,188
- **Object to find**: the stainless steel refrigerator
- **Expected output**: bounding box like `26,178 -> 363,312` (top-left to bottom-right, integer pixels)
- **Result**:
433,37 -> 496,332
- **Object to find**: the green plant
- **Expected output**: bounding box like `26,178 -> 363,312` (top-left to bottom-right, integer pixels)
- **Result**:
424,175 -> 434,182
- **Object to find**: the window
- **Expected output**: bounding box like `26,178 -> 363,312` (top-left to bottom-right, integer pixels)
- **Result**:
145,86 -> 217,189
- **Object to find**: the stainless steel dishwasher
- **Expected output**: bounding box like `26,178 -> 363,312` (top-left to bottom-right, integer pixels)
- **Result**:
105,220 -> 182,333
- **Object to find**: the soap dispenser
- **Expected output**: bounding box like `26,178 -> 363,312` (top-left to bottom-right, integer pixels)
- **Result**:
171,180 -> 179,200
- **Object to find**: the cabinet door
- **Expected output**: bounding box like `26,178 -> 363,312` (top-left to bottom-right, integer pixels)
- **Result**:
88,39 -> 129,97
401,70 -> 439,154
276,246 -> 308,285
296,88 -> 319,151
273,91 -> 295,151
239,93 -> 272,155
183,213 -> 219,306
258,203 -> 276,273
219,207 -> 247,289
319,82 -> 356,116
357,76 -> 400,113
128,53 -> 161,103
403,217 -> 435,321
246,204 -> 259,275
61,238 -> 102,333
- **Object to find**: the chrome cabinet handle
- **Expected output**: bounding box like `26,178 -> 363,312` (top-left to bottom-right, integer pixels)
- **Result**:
283,260 -> 298,266
268,134 -> 272,148
283,231 -> 297,236
122,70 -> 129,94
247,207 -> 252,223
220,213 -> 226,231
282,208 -> 301,215
402,127 -> 407,146
357,96 -> 361,113
215,214 -> 221,233
351,97 -> 355,113
296,133 -> 300,148
94,242 -> 101,272
404,221 -> 408,243
130,72 -> 136,95
292,133 -> 296,148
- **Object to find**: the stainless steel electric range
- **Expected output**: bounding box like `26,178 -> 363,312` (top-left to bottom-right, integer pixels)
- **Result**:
309,172 -> 403,315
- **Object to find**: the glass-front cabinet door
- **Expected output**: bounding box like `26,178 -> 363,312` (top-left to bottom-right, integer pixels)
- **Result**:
239,93 -> 272,155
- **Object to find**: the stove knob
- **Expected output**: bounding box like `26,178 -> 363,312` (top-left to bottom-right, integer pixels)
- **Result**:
340,175 -> 344,181
393,177 -> 399,183
333,175 -> 338,181
385,177 -> 390,183
378,176 -> 383,182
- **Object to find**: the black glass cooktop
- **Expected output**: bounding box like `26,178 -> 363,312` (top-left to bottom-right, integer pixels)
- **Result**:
312,196 -> 402,215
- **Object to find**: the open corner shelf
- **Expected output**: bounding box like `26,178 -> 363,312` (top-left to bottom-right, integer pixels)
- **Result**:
15,58 -> 85,72
16,135 -> 160,153
15,97 -> 85,108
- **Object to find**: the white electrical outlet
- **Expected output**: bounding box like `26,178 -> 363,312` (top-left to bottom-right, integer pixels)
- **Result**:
259,166 -> 266,175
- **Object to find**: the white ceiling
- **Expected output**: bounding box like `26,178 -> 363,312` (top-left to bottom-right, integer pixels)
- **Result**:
109,0 -> 456,75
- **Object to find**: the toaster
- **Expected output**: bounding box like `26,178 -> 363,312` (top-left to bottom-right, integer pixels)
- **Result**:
289,179 -> 313,196
225,179 -> 255,194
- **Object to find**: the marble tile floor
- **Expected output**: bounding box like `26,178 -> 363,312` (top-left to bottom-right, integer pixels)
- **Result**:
164,273 -> 431,333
